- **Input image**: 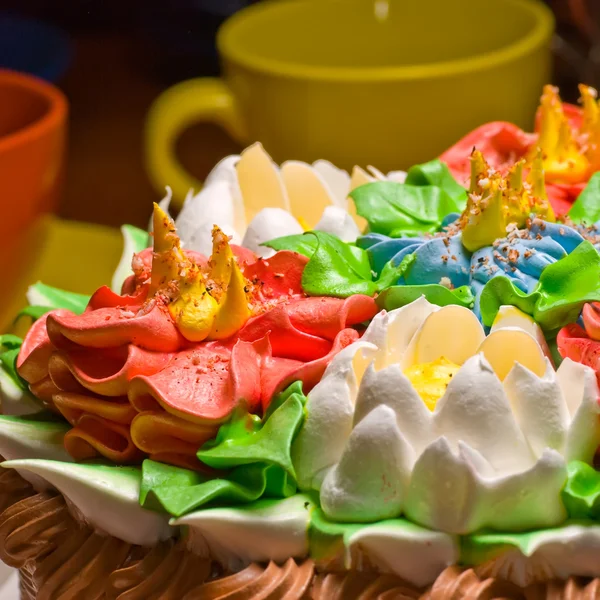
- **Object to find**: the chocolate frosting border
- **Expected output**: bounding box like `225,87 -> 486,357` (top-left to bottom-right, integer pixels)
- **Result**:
1,466 -> 600,600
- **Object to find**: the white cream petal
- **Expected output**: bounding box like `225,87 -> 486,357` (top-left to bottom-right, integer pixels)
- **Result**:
175,180 -> 238,254
377,297 -> 438,370
560,360 -> 600,463
406,440 -> 566,534
434,355 -> 534,473
204,154 -> 239,187
478,328 -> 546,381
366,166 -> 387,180
481,448 -> 567,532
173,495 -> 311,571
346,522 -> 458,587
204,154 -> 246,234
557,357 -> 599,417
321,405 -> 413,522
386,170 -> 408,183
403,305 -> 485,368
280,161 -> 338,229
1,460 -> 173,545
0,369 -> 44,417
503,361 -> 569,457
291,342 -> 375,491
241,208 -> 303,258
312,160 -> 351,206
236,142 -> 290,221
471,525 -> 600,587
313,205 -> 360,242
360,309 -> 392,350
0,417 -> 72,489
353,363 -> 431,456
404,437 -> 482,534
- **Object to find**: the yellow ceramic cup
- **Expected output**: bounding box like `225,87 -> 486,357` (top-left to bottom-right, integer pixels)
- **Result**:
145,0 -> 554,206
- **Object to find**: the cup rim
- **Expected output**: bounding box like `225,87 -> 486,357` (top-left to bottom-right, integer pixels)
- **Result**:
0,69 -> 68,152
218,0 -> 554,82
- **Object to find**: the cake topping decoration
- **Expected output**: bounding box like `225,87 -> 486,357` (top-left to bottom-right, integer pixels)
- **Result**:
534,84 -> 590,184
151,204 -> 251,342
459,150 -> 555,252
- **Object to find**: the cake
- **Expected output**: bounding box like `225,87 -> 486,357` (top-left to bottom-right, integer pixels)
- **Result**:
3,84 -> 600,599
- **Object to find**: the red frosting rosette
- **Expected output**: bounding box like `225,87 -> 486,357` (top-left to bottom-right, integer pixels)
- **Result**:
17,209 -> 377,469
557,303 -> 600,385
440,84 -> 597,216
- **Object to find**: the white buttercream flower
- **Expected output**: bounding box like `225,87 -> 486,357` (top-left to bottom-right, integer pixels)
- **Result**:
292,297 -> 600,534
162,142 -> 405,257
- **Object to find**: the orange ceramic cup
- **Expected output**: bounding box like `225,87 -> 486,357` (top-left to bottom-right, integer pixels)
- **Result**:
0,70 -> 68,317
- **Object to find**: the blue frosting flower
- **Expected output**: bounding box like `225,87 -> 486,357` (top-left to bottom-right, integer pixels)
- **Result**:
357,232 -> 471,288
359,218 -> 600,319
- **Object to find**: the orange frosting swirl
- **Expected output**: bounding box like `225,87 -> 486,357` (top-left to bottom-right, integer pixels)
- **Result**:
183,559 -> 314,600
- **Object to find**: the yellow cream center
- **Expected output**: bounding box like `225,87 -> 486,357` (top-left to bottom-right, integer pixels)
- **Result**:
404,357 -> 461,411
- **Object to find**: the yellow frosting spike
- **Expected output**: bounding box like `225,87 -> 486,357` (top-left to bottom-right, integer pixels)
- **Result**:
168,267 -> 219,342
533,84 -> 589,184
161,223 -> 251,342
150,203 -> 189,294
205,226 -> 251,340
526,150 -> 555,222
579,84 -> 600,171
404,357 -> 461,411
209,250 -> 251,340
460,151 -> 554,252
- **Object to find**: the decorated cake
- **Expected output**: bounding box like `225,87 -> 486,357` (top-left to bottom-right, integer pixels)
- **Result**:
4,85 -> 600,599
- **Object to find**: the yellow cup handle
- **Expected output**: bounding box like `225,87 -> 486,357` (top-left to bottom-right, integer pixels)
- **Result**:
145,77 -> 247,208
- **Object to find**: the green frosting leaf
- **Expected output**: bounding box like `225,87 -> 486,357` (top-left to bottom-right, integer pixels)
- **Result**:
198,381 -> 305,475
26,283 -> 89,314
262,234 -> 318,258
309,507 -> 458,569
377,284 -> 475,311
14,306 -> 54,323
0,336 -> 25,392
140,382 -> 307,517
350,182 -> 460,238
0,335 -> 22,350
480,241 -> 600,333
140,461 -> 294,518
568,173 -> 600,225
300,231 -> 404,298
111,224 -> 151,293
460,522 -> 600,566
349,162 -> 465,239
404,159 -> 468,209
562,461 -> 600,520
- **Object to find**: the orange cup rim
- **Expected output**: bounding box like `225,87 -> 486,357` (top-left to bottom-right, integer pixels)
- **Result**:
0,69 -> 68,152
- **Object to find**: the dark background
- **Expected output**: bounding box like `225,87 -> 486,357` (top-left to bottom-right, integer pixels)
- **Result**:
1,0 -> 598,229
